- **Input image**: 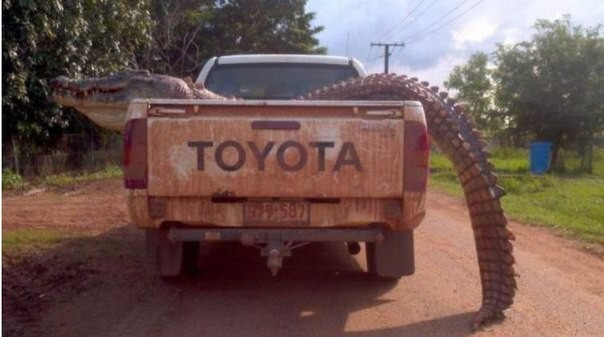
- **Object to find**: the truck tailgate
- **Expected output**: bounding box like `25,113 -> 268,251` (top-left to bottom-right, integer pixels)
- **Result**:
146,101 -> 410,198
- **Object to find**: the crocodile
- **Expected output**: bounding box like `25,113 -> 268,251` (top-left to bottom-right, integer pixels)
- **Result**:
51,70 -> 516,329
50,70 -> 225,130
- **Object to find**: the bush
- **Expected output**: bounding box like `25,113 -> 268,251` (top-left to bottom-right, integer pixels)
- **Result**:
2,169 -> 24,190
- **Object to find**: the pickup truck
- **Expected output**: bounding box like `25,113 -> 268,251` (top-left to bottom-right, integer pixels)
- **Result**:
125,55 -> 429,278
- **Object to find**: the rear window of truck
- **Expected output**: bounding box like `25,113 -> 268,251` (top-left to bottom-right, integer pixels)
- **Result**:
204,63 -> 359,99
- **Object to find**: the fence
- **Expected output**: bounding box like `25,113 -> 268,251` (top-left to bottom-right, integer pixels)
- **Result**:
3,133 -> 122,178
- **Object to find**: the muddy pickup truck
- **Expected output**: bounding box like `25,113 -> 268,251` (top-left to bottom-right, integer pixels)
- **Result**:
124,55 -> 429,279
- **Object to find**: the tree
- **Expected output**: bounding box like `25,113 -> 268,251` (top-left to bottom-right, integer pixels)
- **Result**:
139,0 -> 216,77
492,16 -> 604,170
444,52 -> 502,134
211,0 -> 326,56
2,0 -> 326,158
141,0 -> 326,78
2,0 -> 153,154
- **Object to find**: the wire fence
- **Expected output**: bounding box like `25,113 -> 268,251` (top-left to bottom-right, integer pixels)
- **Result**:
3,133 -> 122,178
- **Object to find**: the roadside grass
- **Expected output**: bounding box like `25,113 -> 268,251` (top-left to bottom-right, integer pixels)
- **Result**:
429,150 -> 604,245
2,165 -> 122,191
40,165 -> 122,187
2,228 -> 69,254
3,165 -> 124,253
433,146 -> 604,176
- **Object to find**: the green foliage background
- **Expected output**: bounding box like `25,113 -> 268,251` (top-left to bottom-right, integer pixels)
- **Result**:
2,0 -> 153,153
142,0 -> 326,77
2,0 -> 325,156
445,16 -> 604,171
444,52 -> 502,134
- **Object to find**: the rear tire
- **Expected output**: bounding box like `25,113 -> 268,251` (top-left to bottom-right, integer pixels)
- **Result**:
366,229 -> 414,280
146,228 -> 199,277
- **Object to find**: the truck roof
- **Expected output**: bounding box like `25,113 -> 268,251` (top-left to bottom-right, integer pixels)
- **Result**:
196,54 -> 368,84
212,54 -> 358,65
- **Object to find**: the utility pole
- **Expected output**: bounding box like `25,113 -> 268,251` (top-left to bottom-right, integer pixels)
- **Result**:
370,42 -> 405,74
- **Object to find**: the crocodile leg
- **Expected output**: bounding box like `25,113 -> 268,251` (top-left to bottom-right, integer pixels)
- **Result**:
302,74 -> 517,328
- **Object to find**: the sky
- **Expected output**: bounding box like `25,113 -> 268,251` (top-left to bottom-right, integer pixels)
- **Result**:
306,0 -> 603,87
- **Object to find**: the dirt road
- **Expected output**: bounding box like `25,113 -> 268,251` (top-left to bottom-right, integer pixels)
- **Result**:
3,179 -> 603,336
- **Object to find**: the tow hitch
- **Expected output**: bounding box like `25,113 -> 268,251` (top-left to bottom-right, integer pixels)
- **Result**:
262,238 -> 291,276
169,227 -> 384,276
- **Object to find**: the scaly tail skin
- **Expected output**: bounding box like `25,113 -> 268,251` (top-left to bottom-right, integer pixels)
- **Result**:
302,74 -> 517,329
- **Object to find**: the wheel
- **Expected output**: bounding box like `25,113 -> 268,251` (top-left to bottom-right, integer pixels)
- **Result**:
146,228 -> 199,277
366,228 -> 414,279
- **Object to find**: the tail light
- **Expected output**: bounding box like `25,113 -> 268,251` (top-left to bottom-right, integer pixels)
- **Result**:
403,120 -> 429,192
123,118 -> 147,189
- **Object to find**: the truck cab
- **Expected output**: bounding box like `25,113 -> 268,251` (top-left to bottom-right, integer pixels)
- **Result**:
196,54 -> 367,99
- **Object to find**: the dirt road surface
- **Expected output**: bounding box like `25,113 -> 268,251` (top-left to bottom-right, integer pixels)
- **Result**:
3,179 -> 603,337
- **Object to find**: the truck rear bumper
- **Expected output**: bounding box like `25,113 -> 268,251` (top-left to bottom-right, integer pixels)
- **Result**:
169,227 -> 383,243
127,190 -> 426,231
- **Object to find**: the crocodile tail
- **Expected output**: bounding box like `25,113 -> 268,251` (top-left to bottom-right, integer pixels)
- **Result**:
302,73 -> 517,328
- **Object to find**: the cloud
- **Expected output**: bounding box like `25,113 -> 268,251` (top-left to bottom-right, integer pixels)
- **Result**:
387,54 -> 467,89
452,17 -> 497,49
306,0 -> 603,87
306,0 -> 413,58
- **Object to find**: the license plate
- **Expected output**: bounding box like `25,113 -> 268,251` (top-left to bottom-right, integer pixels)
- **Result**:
243,201 -> 310,226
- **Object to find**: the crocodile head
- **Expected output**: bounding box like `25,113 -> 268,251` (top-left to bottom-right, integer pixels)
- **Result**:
50,70 -> 222,131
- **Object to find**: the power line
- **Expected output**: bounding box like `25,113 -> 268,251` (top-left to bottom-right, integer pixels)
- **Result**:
370,42 -> 405,73
404,0 -> 486,43
362,53 -> 386,65
378,0 -> 427,41
388,0 -> 440,38
399,0 -> 473,41
368,0 -> 436,66
392,40 -> 408,58
364,43 -> 380,64
365,41 -> 377,62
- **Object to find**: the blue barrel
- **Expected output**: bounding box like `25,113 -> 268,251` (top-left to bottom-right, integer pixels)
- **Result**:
530,142 -> 553,174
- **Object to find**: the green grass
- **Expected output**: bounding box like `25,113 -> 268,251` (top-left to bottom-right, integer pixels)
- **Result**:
431,146 -> 604,176
430,147 -> 531,173
429,150 -> 604,244
429,171 -> 463,197
2,165 -> 123,191
500,177 -> 604,243
593,148 -> 604,176
39,165 -> 122,187
3,228 -> 68,253
489,147 -> 530,173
